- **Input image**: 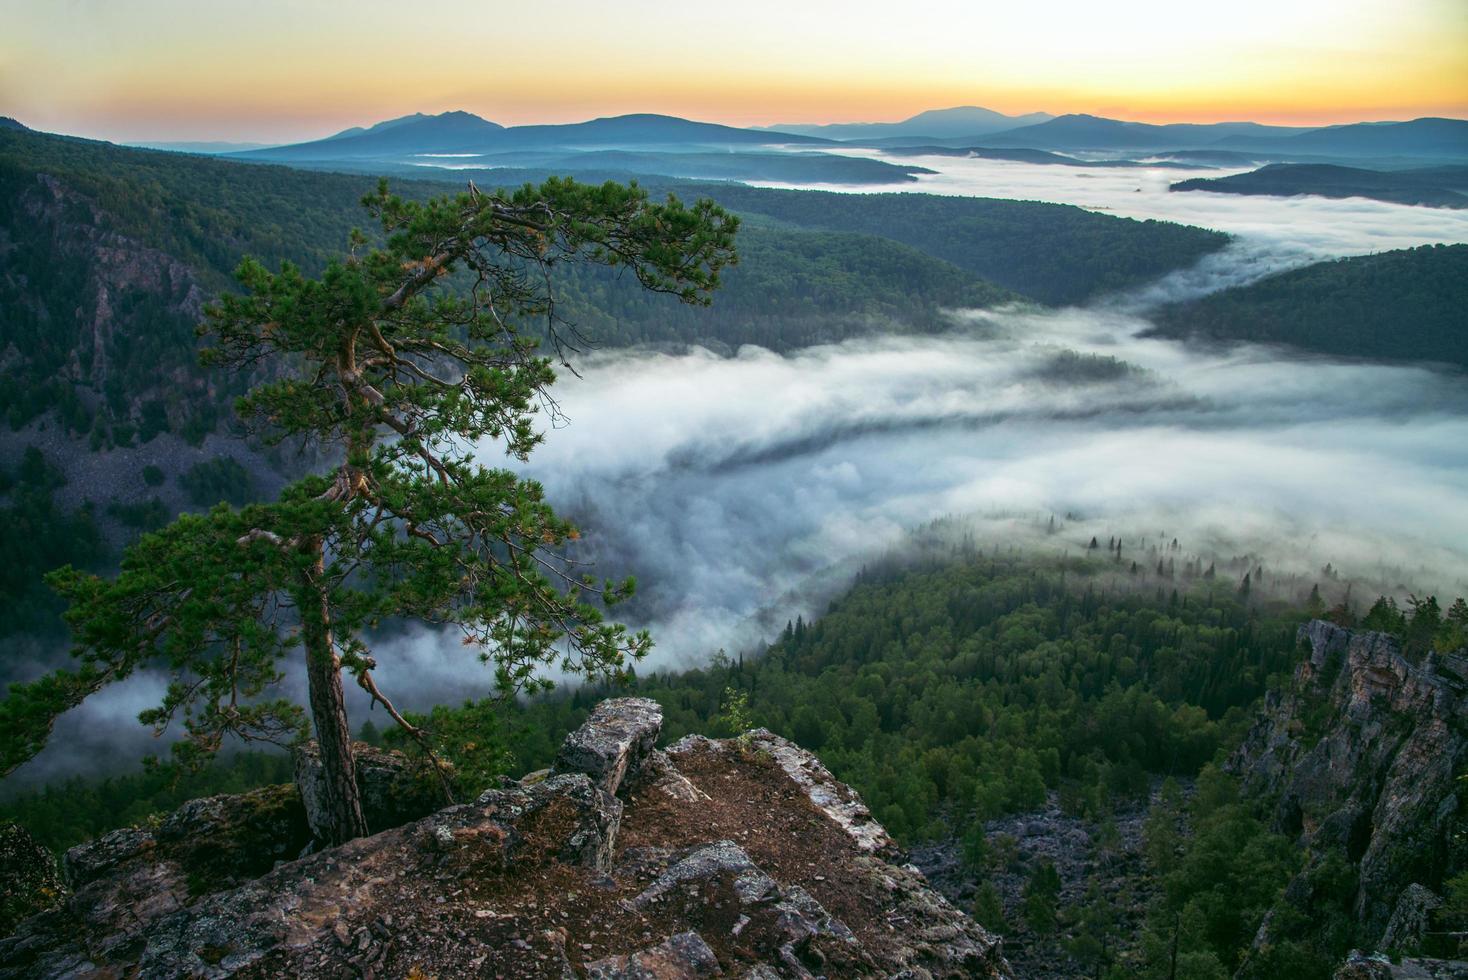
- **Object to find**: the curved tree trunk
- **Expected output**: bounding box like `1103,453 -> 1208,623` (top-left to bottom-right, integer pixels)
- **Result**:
299,536 -> 369,845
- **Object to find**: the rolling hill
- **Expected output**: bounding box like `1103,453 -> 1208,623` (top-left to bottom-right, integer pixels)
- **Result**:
1171,163 -> 1468,209
1215,117 -> 1468,158
1148,244 -> 1468,368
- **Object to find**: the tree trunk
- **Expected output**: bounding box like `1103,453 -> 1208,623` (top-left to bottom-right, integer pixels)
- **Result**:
298,536 -> 369,845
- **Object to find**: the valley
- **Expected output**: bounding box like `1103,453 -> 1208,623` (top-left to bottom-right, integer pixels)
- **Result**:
1,45 -> 1466,975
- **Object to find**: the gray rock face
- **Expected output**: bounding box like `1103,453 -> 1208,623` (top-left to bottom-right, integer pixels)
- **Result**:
555,697 -> 664,796
293,739 -> 448,842
0,823 -> 64,936
1230,620 -> 1468,943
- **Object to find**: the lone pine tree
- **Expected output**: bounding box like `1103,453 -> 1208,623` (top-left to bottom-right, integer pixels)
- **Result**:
3,178 -> 738,844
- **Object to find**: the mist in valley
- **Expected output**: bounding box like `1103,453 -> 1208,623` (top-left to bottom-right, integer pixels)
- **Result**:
11,160 -> 1468,787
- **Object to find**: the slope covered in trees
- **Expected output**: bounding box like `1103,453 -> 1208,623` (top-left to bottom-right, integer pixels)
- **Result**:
1149,244 -> 1468,369
695,184 -> 1229,304
0,128 -> 1018,441
1171,163 -> 1468,209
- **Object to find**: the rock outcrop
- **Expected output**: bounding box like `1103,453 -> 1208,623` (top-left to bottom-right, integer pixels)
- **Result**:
1231,620 -> 1468,949
1,698 -> 1011,978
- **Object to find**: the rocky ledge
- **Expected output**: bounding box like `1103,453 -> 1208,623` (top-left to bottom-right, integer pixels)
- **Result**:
1,697 -> 1011,978
1231,620 -> 1468,959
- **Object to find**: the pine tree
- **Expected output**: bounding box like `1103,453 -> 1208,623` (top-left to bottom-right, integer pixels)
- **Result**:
8,178 -> 738,841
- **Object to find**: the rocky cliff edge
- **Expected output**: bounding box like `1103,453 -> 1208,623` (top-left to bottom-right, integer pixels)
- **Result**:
1,697 -> 1011,979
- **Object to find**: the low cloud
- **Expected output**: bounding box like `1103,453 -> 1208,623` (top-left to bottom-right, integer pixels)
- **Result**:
10,160 -> 1468,787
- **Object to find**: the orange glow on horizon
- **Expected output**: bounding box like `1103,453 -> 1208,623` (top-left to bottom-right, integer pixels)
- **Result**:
3,0 -> 1464,143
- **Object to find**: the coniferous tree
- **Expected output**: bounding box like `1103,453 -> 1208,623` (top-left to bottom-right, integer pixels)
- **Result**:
3,178 -> 737,842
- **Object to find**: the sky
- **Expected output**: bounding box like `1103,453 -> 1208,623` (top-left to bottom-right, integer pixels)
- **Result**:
3,0 -> 1465,142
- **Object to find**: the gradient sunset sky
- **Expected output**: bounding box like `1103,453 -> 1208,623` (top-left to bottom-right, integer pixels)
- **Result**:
4,0 -> 1466,143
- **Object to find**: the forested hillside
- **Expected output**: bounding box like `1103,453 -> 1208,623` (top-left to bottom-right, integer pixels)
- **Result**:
8,541 -> 1463,978
1171,163 -> 1468,209
696,184 -> 1230,304
1150,244 -> 1468,369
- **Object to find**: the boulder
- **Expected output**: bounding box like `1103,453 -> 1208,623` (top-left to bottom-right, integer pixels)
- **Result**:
555,697 -> 664,796
1382,884 -> 1445,953
585,930 -> 721,979
293,739 -> 448,842
0,822 -> 63,936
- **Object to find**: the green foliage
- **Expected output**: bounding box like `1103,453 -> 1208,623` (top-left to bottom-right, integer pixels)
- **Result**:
1133,767 -> 1300,977
177,456 -> 254,507
105,497 -> 171,530
1023,859 -> 1063,932
972,880 -> 1008,933
1151,244 -> 1468,369
142,464 -> 165,487
714,687 -> 754,739
0,448 -> 107,640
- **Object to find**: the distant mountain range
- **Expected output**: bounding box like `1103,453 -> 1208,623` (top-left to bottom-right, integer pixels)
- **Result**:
754,106 -> 1054,141
228,108 -> 1468,170
234,111 -> 831,161
957,114 -> 1468,159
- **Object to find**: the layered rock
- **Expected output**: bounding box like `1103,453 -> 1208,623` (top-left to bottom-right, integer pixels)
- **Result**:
1231,620 -> 1468,947
1,697 -> 1012,978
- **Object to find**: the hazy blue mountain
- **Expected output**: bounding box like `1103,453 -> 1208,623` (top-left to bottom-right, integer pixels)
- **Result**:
237,111 -> 830,161
0,117 -> 30,131
1215,117 -> 1468,158
880,145 -> 1212,169
1172,163 -> 1468,208
973,113 -> 1315,150
756,105 -> 1053,141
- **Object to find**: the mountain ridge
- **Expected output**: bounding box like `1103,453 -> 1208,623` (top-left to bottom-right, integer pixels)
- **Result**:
235,110 -> 832,161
